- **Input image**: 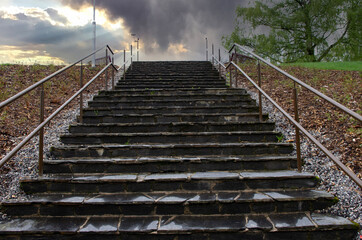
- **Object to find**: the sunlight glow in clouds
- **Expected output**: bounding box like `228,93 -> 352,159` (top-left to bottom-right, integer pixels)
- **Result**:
0,45 -> 65,65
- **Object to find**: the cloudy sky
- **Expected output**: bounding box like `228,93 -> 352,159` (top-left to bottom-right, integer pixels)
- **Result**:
0,0 -> 247,64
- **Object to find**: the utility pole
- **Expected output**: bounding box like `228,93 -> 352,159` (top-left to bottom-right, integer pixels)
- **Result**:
92,0 -> 96,67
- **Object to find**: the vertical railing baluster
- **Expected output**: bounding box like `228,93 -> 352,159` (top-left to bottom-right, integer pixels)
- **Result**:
112,54 -> 115,90
218,48 -> 221,80
79,61 -> 83,123
124,49 -> 126,81
131,45 -> 133,70
293,83 -> 302,172
234,49 -> 237,87
257,61 -> 263,122
212,44 -> 214,68
105,48 -> 108,90
38,84 -> 44,176
206,37 -> 208,61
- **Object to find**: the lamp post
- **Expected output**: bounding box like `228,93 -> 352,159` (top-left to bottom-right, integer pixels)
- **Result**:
92,0 -> 96,67
131,33 -> 139,61
135,38 -> 139,61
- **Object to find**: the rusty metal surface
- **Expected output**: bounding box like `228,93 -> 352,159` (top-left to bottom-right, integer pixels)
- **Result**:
227,61 -> 362,188
0,63 -> 113,169
229,43 -> 362,123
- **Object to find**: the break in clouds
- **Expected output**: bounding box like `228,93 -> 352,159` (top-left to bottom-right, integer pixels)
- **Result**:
61,0 -> 247,58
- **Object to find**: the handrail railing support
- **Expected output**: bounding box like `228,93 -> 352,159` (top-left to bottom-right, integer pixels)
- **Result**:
206,38 -> 208,61
105,48 -> 109,90
79,61 -> 84,123
38,83 -> 45,176
112,55 -> 115,90
229,64 -> 232,87
293,83 -> 302,172
257,61 -> 263,122
123,49 -> 126,80
218,48 -> 221,80
212,44 -> 214,68
131,45 -> 133,70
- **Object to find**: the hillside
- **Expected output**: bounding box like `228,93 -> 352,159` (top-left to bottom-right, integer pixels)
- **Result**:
234,63 -> 361,177
0,64 -> 107,174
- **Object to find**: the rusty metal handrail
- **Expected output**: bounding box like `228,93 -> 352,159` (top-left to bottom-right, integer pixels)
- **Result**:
0,39 -> 142,176
0,45 -> 109,110
229,43 -> 362,122
226,61 -> 362,188
0,43 -> 118,175
0,63 -> 112,168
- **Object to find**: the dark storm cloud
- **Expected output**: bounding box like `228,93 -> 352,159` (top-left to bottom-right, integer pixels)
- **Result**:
61,0 -> 247,53
45,8 -> 69,25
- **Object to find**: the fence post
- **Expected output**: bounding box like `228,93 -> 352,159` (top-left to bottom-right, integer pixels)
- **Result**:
79,61 -> 83,123
257,61 -> 263,122
293,83 -> 302,172
105,48 -> 108,90
38,83 -> 45,176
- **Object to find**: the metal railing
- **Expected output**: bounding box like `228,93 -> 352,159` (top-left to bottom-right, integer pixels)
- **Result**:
208,41 -> 362,188
0,42 -> 139,176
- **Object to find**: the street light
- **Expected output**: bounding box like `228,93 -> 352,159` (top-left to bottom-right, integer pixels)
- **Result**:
131,33 -> 140,61
92,0 -> 96,67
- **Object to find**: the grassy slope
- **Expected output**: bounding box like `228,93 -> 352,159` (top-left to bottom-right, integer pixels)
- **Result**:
282,61 -> 362,71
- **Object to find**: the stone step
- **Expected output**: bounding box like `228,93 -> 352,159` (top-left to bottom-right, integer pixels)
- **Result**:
20,171 -> 318,194
114,85 -> 226,90
50,142 -> 294,159
87,99 -> 255,108
121,74 -> 219,78
93,93 -> 251,101
69,121 -> 273,134
2,190 -> 335,217
60,131 -> 280,145
82,105 -> 259,115
0,213 -> 356,239
116,82 -> 225,87
43,155 -> 297,174
97,88 -> 247,96
80,113 -> 268,124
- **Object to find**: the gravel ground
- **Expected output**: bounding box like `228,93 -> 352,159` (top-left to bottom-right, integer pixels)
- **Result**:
0,73 -> 121,219
0,71 -> 360,236
242,83 -> 361,237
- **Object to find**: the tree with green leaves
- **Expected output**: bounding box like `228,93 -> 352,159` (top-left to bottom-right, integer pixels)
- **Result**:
223,0 -> 361,63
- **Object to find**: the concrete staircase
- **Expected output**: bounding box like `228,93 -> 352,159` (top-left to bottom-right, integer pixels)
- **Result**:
0,61 -> 358,239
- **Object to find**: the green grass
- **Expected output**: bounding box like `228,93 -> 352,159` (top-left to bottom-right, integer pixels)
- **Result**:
282,61 -> 362,71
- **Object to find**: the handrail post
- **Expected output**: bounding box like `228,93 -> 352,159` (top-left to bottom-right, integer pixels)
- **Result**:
105,48 -> 108,90
112,54 -> 115,90
257,60 -> 263,122
234,61 -> 238,88
137,38 -> 139,61
218,48 -> 221,80
131,44 -> 133,70
212,44 -> 214,68
206,37 -> 208,61
229,65 -> 232,88
293,83 -> 302,172
79,61 -> 83,123
38,83 -> 45,176
123,49 -> 126,81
